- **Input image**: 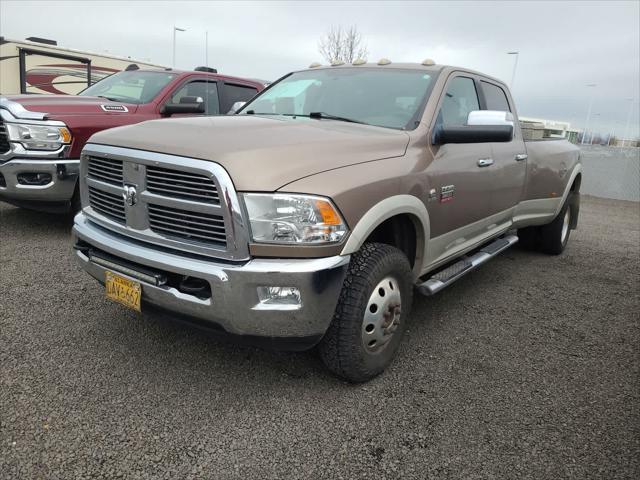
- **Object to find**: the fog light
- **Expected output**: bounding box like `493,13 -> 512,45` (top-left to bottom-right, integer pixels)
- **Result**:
256,286 -> 302,309
17,172 -> 52,186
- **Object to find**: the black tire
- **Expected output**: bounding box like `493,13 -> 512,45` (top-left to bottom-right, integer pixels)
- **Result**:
70,184 -> 81,214
539,195 -> 573,255
319,242 -> 413,383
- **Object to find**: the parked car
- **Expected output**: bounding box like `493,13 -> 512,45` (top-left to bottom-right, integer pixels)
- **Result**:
0,68 -> 265,212
71,61 -> 581,382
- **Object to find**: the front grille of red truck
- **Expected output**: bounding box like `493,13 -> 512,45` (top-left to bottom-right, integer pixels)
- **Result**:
0,118 -> 10,154
80,144 -> 250,261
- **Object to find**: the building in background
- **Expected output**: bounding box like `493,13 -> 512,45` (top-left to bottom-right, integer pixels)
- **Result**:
518,116 -> 585,144
0,37 -> 166,95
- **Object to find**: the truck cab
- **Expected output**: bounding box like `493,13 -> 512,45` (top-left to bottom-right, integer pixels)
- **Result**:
0,68 -> 264,212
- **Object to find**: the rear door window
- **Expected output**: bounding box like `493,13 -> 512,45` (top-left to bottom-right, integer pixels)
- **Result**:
481,81 -> 511,112
222,83 -> 258,112
439,76 -> 480,127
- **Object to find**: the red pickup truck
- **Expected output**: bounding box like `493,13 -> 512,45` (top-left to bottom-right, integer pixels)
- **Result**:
0,67 -> 265,212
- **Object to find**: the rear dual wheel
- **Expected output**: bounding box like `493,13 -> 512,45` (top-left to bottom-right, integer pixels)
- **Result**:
319,242 -> 413,383
518,193 -> 574,255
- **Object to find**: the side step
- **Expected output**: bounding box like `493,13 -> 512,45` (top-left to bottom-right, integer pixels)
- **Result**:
417,234 -> 518,296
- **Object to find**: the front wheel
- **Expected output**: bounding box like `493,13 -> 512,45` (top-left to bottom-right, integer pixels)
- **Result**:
319,243 -> 413,383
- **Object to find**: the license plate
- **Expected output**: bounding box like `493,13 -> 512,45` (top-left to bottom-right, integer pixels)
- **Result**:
105,271 -> 141,312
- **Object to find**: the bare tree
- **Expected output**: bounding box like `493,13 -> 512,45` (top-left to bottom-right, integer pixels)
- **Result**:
318,25 -> 369,64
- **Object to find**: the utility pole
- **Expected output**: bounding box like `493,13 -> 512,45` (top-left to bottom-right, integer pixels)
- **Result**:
172,26 -> 186,68
590,113 -> 601,145
507,51 -> 519,90
622,98 -> 634,148
205,31 -> 209,68
581,84 -> 597,145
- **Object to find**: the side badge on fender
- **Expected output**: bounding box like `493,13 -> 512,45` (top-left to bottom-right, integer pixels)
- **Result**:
440,185 -> 455,203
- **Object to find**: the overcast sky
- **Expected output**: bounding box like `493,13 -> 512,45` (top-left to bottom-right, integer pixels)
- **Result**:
1,0 -> 639,137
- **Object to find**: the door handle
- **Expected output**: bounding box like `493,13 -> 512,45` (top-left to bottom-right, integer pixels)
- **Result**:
477,158 -> 494,167
515,153 -> 528,161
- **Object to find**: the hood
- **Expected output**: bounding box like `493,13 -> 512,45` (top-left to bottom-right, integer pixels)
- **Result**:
89,115 -> 410,191
2,95 -> 139,118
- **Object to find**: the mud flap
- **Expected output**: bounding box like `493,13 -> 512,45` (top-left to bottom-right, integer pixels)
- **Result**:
569,192 -> 580,229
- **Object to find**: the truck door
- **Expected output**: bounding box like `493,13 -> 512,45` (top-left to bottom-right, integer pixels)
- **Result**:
478,79 -> 527,216
427,74 -> 501,261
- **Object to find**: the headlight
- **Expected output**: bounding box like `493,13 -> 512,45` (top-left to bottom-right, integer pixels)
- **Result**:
242,193 -> 348,244
5,123 -> 72,151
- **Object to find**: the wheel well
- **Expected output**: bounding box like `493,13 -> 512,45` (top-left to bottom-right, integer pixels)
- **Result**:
364,214 -> 417,268
571,173 -> 582,192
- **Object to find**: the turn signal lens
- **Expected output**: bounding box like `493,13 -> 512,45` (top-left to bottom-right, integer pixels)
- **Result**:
59,127 -> 72,144
315,199 -> 342,225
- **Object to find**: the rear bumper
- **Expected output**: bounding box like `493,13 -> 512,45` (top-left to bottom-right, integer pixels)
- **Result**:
72,213 -> 350,348
0,158 -> 79,211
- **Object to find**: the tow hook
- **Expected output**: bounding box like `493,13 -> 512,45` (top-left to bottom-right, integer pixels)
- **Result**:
56,163 -> 69,180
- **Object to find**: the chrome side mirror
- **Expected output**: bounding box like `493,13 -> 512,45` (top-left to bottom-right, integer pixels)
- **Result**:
467,110 -> 514,127
227,101 -> 246,115
433,110 -> 514,144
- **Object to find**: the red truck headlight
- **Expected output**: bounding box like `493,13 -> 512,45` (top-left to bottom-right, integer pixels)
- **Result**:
5,123 -> 72,151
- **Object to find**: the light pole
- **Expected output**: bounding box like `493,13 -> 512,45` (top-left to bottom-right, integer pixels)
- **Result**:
590,113 -> 601,145
205,31 -> 209,68
172,26 -> 186,68
507,51 -> 519,90
581,83 -> 597,145
622,98 -> 634,147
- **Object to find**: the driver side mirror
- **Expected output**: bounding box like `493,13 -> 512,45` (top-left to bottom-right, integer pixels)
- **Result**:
433,110 -> 514,144
161,96 -> 205,116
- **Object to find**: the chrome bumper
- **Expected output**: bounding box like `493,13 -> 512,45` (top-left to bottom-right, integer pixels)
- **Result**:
72,213 -> 350,343
0,158 -> 79,204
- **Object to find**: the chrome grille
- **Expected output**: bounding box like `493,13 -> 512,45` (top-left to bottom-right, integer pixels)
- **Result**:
148,205 -> 227,247
146,165 -> 219,203
87,156 -> 123,186
0,119 -> 9,154
81,145 -> 249,261
88,186 -> 125,223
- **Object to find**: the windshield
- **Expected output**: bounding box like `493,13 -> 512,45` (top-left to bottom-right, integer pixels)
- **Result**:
241,68 -> 434,129
80,71 -> 177,104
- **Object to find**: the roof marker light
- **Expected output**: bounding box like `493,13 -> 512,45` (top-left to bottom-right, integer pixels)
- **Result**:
331,60 -> 345,66
352,58 -> 366,65
377,58 -> 391,65
309,62 -> 322,68
421,58 -> 436,66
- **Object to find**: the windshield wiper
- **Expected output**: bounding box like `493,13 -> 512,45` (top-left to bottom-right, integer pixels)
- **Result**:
308,111 -> 368,125
244,110 -> 283,115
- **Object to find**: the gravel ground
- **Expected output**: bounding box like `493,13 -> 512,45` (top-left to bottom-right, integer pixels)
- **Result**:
1,195 -> 638,479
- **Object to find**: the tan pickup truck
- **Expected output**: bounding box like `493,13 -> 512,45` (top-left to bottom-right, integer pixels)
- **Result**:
72,61 -> 581,382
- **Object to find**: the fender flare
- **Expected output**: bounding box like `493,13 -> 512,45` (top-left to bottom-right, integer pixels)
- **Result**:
554,163 -> 583,217
340,195 -> 430,278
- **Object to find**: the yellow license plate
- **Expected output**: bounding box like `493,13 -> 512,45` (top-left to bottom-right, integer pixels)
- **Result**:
105,271 -> 141,312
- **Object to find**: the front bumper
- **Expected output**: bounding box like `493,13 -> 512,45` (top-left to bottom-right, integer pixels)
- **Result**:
0,158 -> 79,211
72,213 -> 350,348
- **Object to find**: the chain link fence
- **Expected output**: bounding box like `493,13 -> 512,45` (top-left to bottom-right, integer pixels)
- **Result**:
579,145 -> 640,202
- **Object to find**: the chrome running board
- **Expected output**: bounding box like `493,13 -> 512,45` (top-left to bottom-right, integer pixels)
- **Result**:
417,234 -> 518,296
